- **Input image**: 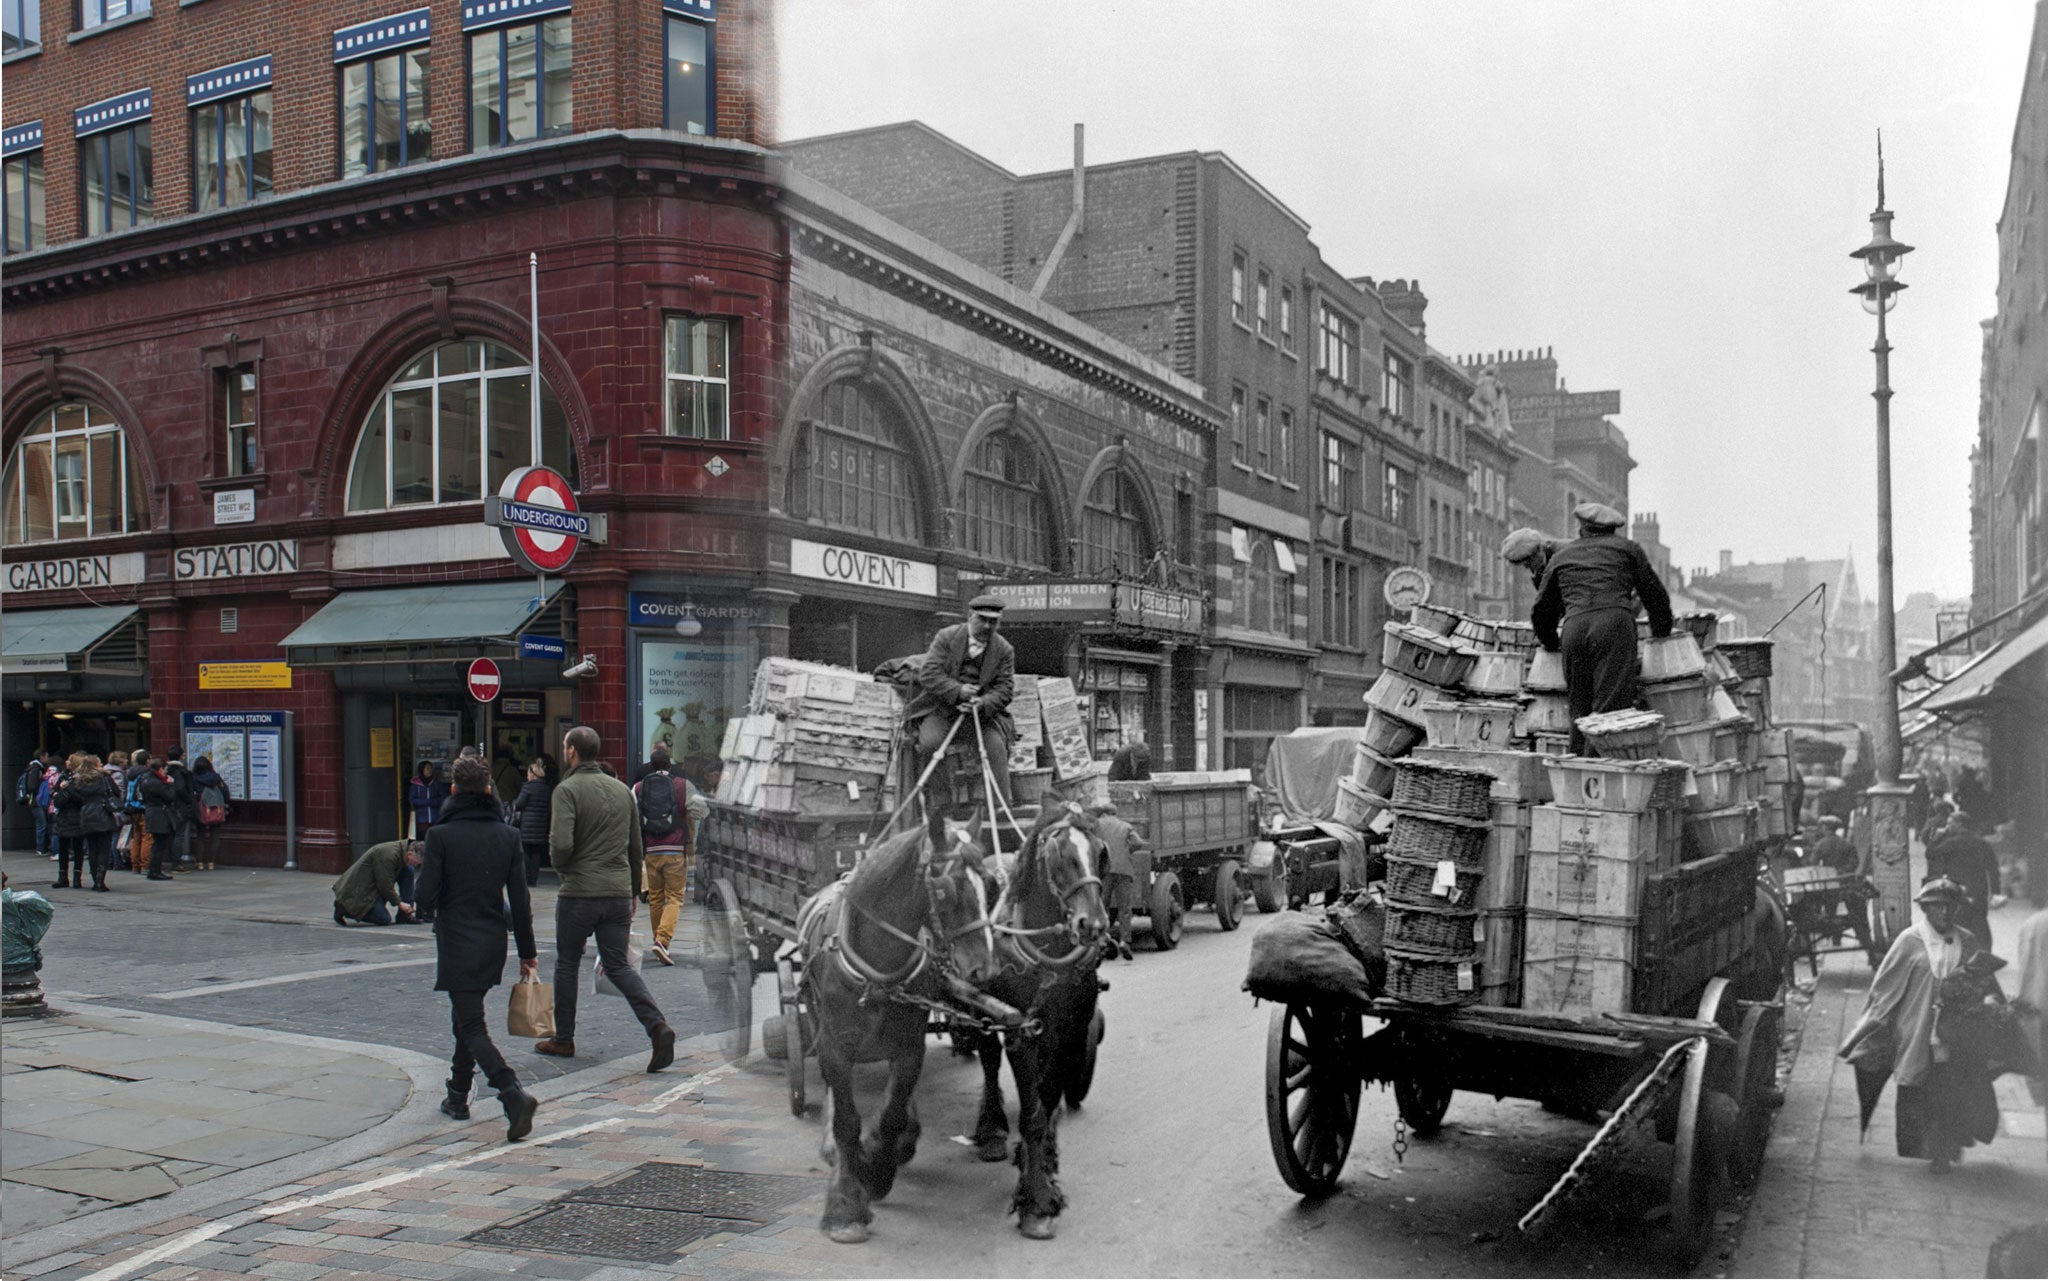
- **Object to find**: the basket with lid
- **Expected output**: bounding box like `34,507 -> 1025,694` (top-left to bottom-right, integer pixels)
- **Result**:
1576,709 -> 1668,760
1418,699 -> 1523,752
1383,622 -> 1480,688
1389,758 -> 1497,818
1718,639 -> 1774,680
1362,707 -> 1425,757
1639,633 -> 1707,682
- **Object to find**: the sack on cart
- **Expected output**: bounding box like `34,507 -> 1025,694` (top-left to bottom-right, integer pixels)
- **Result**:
1243,909 -> 1382,1006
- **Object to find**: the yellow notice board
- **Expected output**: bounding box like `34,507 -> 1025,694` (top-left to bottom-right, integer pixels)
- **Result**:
369,727 -> 395,769
198,661 -> 293,690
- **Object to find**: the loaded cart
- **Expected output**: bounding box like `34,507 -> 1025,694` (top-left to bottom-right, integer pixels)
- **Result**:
1107,770 -> 1258,949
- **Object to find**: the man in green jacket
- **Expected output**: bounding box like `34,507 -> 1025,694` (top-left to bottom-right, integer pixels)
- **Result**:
533,726 -> 675,1072
332,839 -> 421,926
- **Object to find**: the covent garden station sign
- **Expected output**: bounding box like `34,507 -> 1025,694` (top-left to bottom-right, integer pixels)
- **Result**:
3,538 -> 302,593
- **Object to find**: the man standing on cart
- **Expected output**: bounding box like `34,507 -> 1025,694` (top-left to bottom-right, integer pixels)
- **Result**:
904,595 -> 1018,819
1531,502 -> 1673,754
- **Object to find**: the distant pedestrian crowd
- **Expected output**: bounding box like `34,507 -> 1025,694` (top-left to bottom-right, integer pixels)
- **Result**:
17,745 -> 232,891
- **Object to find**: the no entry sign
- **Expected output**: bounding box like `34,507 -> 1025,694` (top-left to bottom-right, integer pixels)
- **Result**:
486,465 -> 600,575
467,657 -> 502,703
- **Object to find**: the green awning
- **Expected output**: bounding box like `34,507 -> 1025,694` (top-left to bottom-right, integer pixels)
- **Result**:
2,605 -> 143,673
282,580 -> 563,666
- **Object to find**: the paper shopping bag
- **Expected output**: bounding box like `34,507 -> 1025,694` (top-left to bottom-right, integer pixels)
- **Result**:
507,974 -> 554,1039
594,946 -> 643,997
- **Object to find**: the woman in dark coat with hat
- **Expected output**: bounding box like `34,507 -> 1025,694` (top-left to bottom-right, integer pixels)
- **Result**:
416,756 -> 540,1141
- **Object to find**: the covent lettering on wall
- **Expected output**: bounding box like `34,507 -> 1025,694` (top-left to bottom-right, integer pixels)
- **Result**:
173,540 -> 301,582
788,537 -> 938,598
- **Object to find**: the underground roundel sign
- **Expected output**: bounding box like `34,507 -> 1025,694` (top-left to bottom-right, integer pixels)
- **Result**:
494,466 -> 587,575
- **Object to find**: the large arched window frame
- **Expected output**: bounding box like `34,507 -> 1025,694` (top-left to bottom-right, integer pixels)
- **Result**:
1232,533 -> 1293,637
1078,469 -> 1152,579
343,339 -> 575,512
961,432 -> 1054,571
799,380 -> 923,544
1,401 -> 149,545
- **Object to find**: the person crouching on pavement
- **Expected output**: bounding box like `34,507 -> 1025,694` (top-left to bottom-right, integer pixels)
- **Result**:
1089,801 -> 1150,961
633,744 -> 708,967
1531,503 -> 1674,755
533,725 -> 677,1073
332,839 -> 422,926
417,755 -> 540,1141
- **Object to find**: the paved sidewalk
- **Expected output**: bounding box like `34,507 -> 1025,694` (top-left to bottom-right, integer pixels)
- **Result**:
1728,896 -> 2048,1278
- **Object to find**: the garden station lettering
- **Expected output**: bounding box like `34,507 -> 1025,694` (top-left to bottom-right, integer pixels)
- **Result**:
174,540 -> 301,582
4,552 -> 147,592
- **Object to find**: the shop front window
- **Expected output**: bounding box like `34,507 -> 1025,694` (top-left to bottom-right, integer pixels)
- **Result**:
800,381 -> 922,543
344,339 -> 575,511
1079,469 -> 1151,579
1,401 -> 149,545
962,432 -> 1053,570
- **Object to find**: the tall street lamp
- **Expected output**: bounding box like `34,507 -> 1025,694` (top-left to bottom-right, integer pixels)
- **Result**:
1850,133 -> 1914,940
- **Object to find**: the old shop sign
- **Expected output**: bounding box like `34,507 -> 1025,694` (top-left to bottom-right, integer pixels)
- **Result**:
174,540 -> 301,581
789,538 -> 936,598
4,551 -> 147,592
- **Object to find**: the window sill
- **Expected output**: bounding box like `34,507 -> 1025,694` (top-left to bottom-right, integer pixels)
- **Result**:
1256,331 -> 1274,347
68,10 -> 152,42
1278,480 -> 1301,492
1281,347 -> 1298,361
637,433 -> 762,454
1232,319 -> 1253,334
196,472 -> 271,494
1229,460 -> 1255,475
3,45 -> 40,65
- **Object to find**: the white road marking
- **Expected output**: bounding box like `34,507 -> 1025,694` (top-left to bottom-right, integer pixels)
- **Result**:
78,1118 -> 626,1281
151,957 -> 438,1000
637,1061 -> 739,1112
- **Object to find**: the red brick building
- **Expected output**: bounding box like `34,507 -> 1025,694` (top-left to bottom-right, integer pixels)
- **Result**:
0,0 -> 780,869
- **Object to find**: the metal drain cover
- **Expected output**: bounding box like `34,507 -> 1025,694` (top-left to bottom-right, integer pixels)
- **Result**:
578,1164 -> 820,1218
468,1202 -> 737,1262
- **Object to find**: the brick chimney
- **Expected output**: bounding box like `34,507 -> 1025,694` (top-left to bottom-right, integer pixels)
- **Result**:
1719,550 -> 1734,574
1377,279 -> 1428,338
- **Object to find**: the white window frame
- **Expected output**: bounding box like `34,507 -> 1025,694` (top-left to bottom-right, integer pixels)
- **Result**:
664,315 -> 731,440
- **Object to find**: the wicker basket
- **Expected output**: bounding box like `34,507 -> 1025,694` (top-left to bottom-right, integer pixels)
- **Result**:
1642,677 -> 1711,726
1385,947 -> 1480,1006
1012,768 -> 1056,805
1387,903 -> 1482,956
1577,709 -> 1668,760
1718,639 -> 1774,680
1389,759 -> 1497,818
1383,622 -> 1481,688
1362,708 -> 1425,758
1385,853 -> 1486,907
1386,807 -> 1490,867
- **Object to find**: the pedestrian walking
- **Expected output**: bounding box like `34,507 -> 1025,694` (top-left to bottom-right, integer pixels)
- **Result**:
53,754 -> 119,891
163,748 -> 199,872
50,753 -> 88,888
1531,502 -> 1674,754
1927,813 -> 2003,951
1088,800 -> 1149,960
1839,878 -> 2003,1175
512,759 -> 554,888
410,761 -> 447,839
191,755 -> 232,871
105,752 -> 130,870
632,744 -> 707,967
532,725 -> 676,1072
139,755 -> 178,880
332,839 -> 422,926
124,749 -> 153,875
17,747 -> 51,857
416,755 -> 541,1141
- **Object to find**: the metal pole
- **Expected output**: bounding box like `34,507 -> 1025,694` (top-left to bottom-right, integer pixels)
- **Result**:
1872,282 -> 1902,785
530,251 -> 542,461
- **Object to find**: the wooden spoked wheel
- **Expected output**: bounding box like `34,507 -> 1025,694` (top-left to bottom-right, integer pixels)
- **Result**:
1668,1034 -> 1715,1252
777,957 -> 807,1115
701,877 -> 753,1063
1264,1001 -> 1361,1197
1727,1002 -> 1783,1184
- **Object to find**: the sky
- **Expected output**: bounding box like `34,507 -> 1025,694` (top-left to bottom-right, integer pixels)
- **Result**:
774,0 -> 2037,604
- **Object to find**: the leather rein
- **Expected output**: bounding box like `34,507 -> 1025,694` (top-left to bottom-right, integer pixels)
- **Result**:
993,826 -> 1103,971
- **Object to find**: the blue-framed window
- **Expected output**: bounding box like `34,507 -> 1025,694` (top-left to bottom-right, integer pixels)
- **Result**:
80,123 -> 152,236
3,150 -> 43,254
3,0 -> 39,54
468,15 -> 572,150
193,90 -> 273,212
77,0 -> 144,33
342,46 -> 431,176
663,13 -> 713,135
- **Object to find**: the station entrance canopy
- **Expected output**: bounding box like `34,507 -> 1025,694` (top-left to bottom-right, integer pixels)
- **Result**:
281,580 -> 567,666
1,605 -> 146,674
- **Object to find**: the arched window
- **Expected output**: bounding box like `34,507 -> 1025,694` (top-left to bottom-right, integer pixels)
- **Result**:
1,402 -> 149,545
344,339 -> 575,512
1231,534 -> 1292,637
961,432 -> 1053,570
801,381 -> 922,543
1079,469 -> 1151,578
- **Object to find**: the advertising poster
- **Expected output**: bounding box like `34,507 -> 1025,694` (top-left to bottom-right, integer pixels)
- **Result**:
638,639 -> 750,788
413,711 -> 460,772
1009,674 -> 1044,770
246,727 -> 283,802
1038,677 -> 1099,780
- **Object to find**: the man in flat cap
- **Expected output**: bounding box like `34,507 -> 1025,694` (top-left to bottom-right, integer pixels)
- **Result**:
1531,502 -> 1673,753
1500,527 -> 1564,590
904,595 -> 1019,826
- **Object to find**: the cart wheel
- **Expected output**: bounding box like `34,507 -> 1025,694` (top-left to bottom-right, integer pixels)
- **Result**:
701,877 -> 753,1063
1393,1067 -> 1453,1138
1253,854 -> 1288,914
1668,1037 -> 1737,1256
1263,1001 -> 1361,1197
1064,1007 -> 1106,1109
1148,871 -> 1185,951
1213,859 -> 1244,932
778,957 -> 807,1116
1727,1003 -> 1782,1184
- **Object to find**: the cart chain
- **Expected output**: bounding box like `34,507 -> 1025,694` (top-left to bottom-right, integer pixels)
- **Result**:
1392,1115 -> 1408,1166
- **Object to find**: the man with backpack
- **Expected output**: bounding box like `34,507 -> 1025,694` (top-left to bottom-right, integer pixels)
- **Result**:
632,745 -> 708,967
19,749 -> 51,859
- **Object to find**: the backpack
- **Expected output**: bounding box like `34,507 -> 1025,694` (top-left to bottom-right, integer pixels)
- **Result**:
125,774 -> 145,814
17,758 -> 41,806
36,767 -> 56,810
199,784 -> 228,825
637,770 -> 679,836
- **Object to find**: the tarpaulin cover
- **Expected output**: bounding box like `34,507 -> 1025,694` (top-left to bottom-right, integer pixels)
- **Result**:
2,889 -> 54,971
1263,727 -> 1370,823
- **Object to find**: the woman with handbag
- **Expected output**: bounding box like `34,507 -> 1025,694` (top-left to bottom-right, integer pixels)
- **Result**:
54,755 -> 121,892
191,755 -> 232,871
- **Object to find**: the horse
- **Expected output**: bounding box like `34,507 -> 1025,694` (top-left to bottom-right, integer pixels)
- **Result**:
968,802 -> 1111,1239
799,818 -> 999,1244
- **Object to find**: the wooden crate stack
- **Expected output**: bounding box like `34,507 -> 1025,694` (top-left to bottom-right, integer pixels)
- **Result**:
716,659 -> 900,815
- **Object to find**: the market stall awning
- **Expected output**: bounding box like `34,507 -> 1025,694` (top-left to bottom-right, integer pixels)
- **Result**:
1919,610 -> 2048,713
1,605 -> 145,674
282,580 -> 565,666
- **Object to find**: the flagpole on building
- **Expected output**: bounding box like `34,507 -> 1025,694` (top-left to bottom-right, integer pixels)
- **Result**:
530,252 -> 542,461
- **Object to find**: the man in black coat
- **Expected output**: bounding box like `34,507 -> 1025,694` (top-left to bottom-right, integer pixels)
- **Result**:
416,756 -> 541,1141
902,595 -> 1018,811
1531,503 -> 1674,754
